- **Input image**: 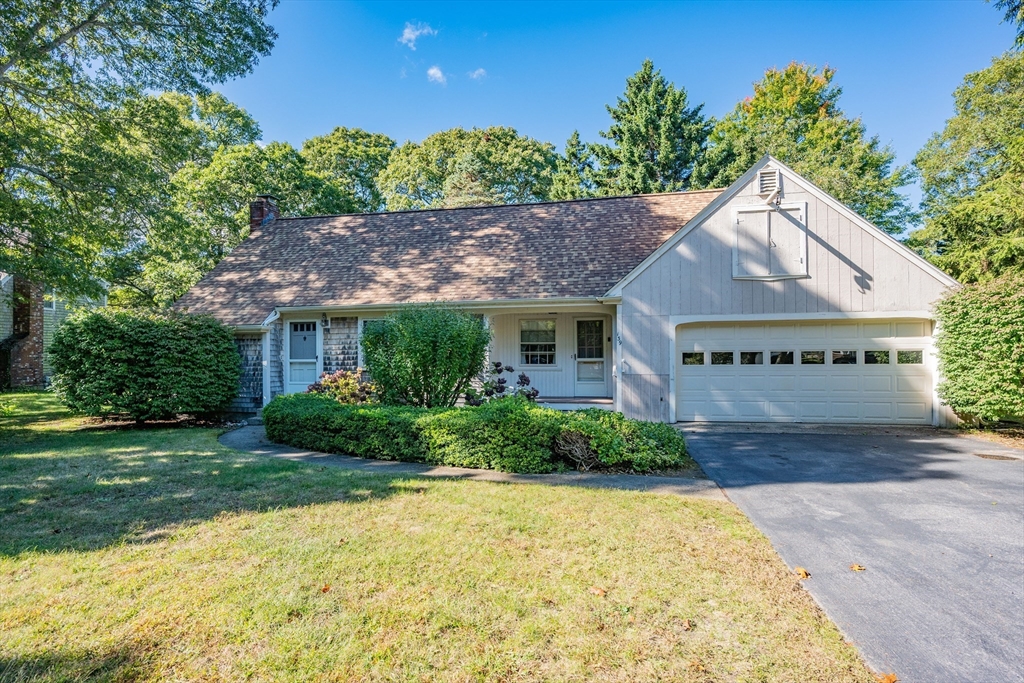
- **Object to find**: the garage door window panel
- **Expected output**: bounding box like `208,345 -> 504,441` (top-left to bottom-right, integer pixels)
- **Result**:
770,351 -> 794,365
711,352 -> 735,365
865,350 -> 891,365
740,352 -> 763,365
801,351 -> 825,365
832,350 -> 858,365
897,350 -> 924,364
681,352 -> 705,366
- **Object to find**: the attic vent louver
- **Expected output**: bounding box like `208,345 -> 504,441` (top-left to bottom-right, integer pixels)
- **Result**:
757,169 -> 780,196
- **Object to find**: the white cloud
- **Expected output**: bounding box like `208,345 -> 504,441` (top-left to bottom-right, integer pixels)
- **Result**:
427,65 -> 446,85
468,68 -> 487,80
399,22 -> 436,50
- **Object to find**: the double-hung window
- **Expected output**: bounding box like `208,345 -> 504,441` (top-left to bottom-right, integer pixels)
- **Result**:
520,320 -> 556,365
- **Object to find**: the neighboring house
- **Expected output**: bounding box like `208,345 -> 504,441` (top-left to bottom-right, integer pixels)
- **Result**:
176,156 -> 960,425
0,275 -> 104,388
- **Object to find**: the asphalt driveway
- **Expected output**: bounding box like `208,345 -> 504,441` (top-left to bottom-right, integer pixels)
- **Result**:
684,426 -> 1024,683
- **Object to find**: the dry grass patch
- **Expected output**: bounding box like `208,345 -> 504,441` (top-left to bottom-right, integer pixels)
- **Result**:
0,392 -> 873,682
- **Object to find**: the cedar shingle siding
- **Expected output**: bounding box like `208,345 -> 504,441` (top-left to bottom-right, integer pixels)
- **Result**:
231,334 -> 263,414
323,317 -> 359,374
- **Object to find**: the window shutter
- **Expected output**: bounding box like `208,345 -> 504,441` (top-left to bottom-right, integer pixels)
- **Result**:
768,208 -> 806,276
735,211 -> 770,277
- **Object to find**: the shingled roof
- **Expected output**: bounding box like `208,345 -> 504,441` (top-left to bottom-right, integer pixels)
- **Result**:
175,189 -> 722,327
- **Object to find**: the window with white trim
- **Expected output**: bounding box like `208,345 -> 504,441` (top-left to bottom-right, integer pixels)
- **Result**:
43,286 -> 57,310
520,319 -> 556,365
734,205 -> 807,279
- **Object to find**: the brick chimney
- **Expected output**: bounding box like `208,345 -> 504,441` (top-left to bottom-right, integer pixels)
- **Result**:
249,194 -> 281,232
9,276 -> 44,388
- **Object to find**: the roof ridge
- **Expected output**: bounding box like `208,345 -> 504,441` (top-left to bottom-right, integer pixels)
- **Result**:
271,187 -> 725,221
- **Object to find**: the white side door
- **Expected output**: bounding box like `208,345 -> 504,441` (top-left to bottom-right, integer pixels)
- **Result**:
573,318 -> 609,397
287,321 -> 319,393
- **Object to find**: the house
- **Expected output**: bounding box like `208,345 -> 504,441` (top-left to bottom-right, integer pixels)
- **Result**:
1,275 -> 103,388
176,156 -> 960,426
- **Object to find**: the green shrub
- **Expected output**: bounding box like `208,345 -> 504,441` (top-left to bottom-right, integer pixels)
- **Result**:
361,305 -> 491,407
49,310 -> 241,422
418,398 -> 563,472
306,369 -> 377,404
263,394 -> 691,474
935,273 -> 1024,423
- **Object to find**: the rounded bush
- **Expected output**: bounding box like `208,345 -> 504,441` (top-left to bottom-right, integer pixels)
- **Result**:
935,273 -> 1024,423
49,310 -> 241,422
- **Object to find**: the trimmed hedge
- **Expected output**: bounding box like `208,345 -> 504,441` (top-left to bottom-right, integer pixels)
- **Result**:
263,394 -> 690,474
50,310 -> 241,422
935,272 -> 1024,423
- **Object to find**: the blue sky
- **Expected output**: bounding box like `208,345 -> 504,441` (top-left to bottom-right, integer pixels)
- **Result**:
219,1 -> 1014,204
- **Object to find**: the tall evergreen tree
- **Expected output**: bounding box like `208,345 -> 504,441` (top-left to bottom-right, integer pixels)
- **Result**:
992,0 -> 1024,48
592,60 -> 709,195
692,63 -> 913,235
550,131 -> 598,200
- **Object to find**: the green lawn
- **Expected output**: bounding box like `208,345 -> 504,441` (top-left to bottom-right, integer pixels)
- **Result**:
0,392 -> 873,682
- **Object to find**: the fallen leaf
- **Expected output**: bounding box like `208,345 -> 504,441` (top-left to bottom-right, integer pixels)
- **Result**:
321,584 -> 332,593
627,614 -> 635,623
688,659 -> 706,672
795,566 -> 811,579
589,586 -> 606,597
875,674 -> 899,683
850,564 -> 867,572
682,618 -> 694,631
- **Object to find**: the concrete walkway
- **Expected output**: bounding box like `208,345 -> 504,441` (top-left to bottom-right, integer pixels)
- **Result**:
219,426 -> 725,500
685,426 -> 1024,683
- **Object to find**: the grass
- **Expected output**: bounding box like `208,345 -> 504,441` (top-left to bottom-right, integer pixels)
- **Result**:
0,392 -> 874,682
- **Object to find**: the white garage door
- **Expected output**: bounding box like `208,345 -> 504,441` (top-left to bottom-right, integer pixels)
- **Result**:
676,320 -> 934,424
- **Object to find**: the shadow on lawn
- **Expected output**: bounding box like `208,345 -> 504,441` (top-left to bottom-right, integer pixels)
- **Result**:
0,641 -> 156,683
0,426 -> 410,557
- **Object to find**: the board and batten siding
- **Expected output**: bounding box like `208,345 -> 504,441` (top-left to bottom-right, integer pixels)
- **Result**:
489,311 -> 613,399
617,169 -> 954,422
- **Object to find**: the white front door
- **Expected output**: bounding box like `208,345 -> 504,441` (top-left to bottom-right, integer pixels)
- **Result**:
675,320 -> 934,423
287,321 -> 319,393
574,319 -> 608,397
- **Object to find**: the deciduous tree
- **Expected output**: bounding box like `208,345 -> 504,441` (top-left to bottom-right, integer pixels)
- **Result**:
692,63 -> 913,235
378,127 -> 557,211
0,0 -> 277,297
302,127 -> 396,213
907,51 -> 1024,282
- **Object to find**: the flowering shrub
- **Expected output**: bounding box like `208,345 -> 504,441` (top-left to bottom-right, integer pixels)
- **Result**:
464,361 -> 539,405
306,369 -> 377,404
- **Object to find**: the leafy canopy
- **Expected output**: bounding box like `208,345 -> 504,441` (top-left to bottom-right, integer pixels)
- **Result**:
692,63 -> 914,235
907,51 -> 1024,283
110,141 -> 353,308
302,127 -> 396,213
377,127 -> 558,210
0,0 -> 278,298
592,59 -> 709,195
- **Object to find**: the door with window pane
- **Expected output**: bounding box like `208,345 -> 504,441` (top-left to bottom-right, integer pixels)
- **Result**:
574,319 -> 607,397
288,321 -> 318,393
